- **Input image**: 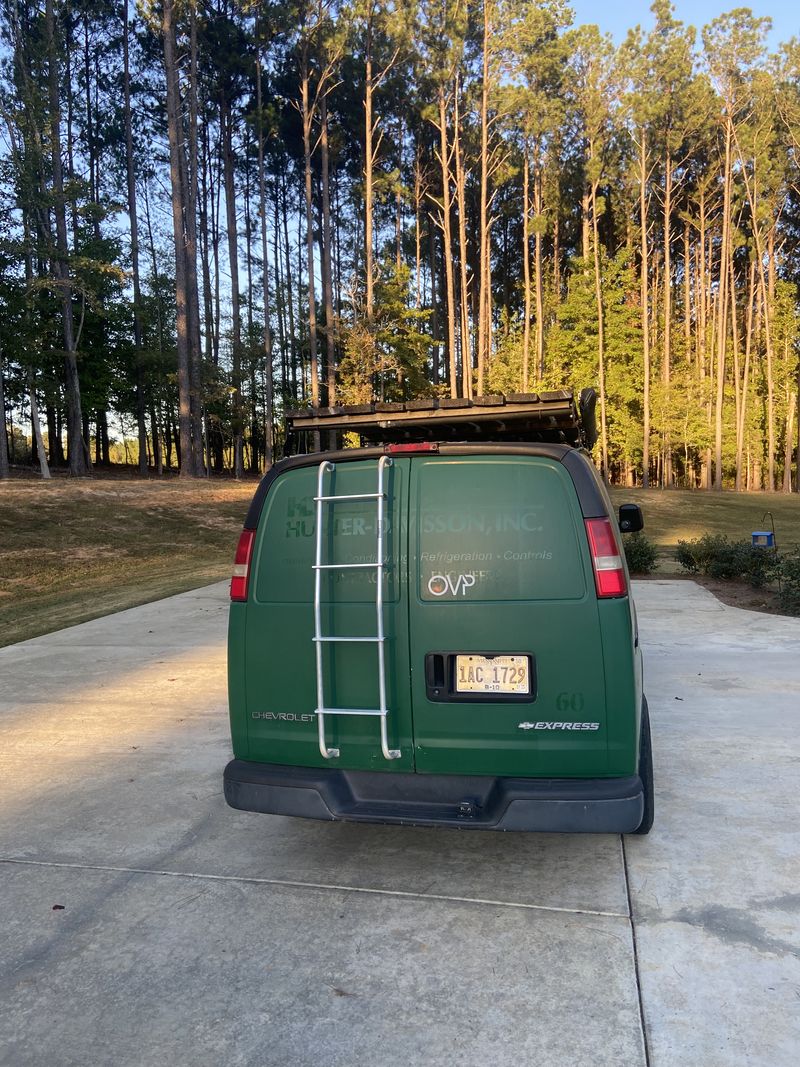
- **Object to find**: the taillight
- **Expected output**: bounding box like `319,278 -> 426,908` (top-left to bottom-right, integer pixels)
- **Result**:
230,529 -> 255,602
585,518 -> 627,598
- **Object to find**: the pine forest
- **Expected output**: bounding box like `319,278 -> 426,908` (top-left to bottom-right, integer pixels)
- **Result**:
1,0 -> 800,491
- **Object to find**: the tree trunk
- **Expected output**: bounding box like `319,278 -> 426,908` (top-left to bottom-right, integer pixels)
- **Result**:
735,259 -> 756,491
45,406 -> 59,465
581,187 -> 590,261
150,405 -> 162,476
211,139 -> 222,367
414,153 -> 423,308
639,133 -> 651,488
273,189 -> 288,401
281,173 -> 298,403
729,247 -> 741,493
123,0 -> 147,475
256,54 -> 275,470
187,8 -> 204,474
199,125 -> 216,372
683,221 -> 691,358
320,93 -> 336,414
757,248 -> 776,491
364,54 -> 374,321
453,82 -> 472,399
476,1 -> 491,393
297,212 -> 306,401
713,118 -> 732,490
428,220 -> 440,384
553,201 -> 561,298
222,93 -> 244,477
164,415 -> 172,471
533,161 -> 545,382
783,390 -> 796,493
101,411 -> 110,464
591,177 -> 608,478
300,52 -> 320,447
395,135 -> 403,272
697,190 -> 711,488
243,125 -> 258,474
0,348 -> 9,479
46,0 -> 87,475
162,0 -> 195,477
522,149 -> 531,391
662,151 -> 673,485
29,368 -> 51,479
82,18 -> 100,242
436,86 -> 458,398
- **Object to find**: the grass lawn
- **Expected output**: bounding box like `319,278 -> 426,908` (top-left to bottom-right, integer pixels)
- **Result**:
608,486 -> 800,570
0,475 -> 256,647
2,473 -> 799,647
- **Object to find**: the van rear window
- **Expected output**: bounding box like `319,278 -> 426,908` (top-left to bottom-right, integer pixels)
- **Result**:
415,458 -> 585,602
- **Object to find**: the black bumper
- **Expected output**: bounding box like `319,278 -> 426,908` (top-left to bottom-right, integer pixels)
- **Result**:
224,760 -> 644,833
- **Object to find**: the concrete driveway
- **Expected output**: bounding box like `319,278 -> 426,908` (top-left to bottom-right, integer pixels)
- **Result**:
1,580 -> 798,1066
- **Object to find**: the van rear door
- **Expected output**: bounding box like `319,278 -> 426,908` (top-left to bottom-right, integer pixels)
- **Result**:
243,456 -> 414,771
408,454 -> 608,777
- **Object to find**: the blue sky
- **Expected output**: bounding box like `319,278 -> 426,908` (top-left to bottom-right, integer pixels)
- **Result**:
568,0 -> 799,50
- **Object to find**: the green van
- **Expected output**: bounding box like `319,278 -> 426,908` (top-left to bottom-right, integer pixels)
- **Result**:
224,393 -> 653,834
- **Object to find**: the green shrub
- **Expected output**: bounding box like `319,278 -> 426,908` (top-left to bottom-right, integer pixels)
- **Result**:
674,534 -> 778,587
675,534 -> 720,574
776,552 -> 800,616
623,532 -> 658,575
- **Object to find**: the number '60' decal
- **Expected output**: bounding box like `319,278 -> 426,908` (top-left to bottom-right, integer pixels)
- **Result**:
556,691 -> 585,713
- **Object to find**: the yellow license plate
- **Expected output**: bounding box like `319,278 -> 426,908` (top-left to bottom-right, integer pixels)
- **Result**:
455,655 -> 530,695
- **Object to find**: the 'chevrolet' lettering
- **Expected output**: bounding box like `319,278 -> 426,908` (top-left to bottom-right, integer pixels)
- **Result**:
252,711 -> 316,722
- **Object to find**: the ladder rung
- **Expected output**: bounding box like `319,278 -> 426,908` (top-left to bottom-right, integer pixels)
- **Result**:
314,636 -> 381,643
313,562 -> 381,570
315,493 -> 384,502
316,707 -> 388,718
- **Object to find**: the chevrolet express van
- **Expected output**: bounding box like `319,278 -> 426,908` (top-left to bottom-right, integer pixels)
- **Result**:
224,391 -> 653,834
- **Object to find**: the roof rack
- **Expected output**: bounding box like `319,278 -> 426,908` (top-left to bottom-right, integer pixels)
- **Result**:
285,388 -> 598,453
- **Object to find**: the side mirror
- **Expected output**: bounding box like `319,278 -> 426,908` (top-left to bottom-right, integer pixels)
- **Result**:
619,503 -> 644,534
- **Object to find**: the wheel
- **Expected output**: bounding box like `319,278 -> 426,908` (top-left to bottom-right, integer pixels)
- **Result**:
632,696 -> 654,835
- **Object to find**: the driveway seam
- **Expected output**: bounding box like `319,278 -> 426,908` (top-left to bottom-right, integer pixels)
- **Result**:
621,835 -> 652,1067
0,857 -> 629,920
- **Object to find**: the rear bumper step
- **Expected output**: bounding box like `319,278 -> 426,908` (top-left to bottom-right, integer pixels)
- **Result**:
223,760 -> 644,833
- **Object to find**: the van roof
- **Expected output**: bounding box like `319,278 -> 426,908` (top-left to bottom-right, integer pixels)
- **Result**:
285,388 -> 598,452
244,442 -> 608,531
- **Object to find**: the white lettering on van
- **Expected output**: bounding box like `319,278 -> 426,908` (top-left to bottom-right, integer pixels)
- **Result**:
427,572 -> 477,597
286,518 -> 315,538
284,516 -> 387,539
502,549 -> 553,561
422,513 -> 545,537
252,711 -> 316,723
517,721 -> 600,731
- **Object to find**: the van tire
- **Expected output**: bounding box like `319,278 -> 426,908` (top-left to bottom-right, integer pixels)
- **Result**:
632,697 -> 654,834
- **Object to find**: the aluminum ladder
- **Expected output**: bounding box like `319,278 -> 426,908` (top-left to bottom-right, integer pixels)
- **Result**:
313,455 -> 400,761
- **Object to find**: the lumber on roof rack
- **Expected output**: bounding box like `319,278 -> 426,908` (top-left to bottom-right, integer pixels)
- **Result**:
285,387 -> 598,453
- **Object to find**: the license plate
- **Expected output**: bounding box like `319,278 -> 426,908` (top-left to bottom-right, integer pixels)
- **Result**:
455,654 -> 530,695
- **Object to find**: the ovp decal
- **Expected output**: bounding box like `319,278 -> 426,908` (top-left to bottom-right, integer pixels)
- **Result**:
427,572 -> 477,597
